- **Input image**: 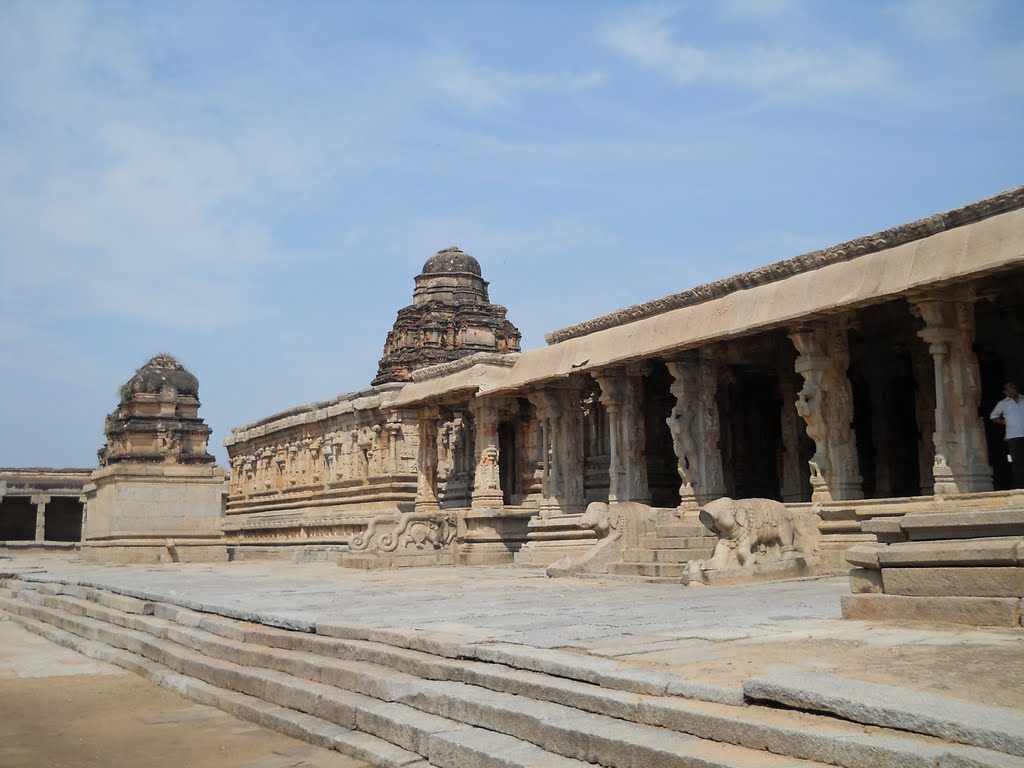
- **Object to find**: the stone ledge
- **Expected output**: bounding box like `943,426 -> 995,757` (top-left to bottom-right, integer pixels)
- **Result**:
882,566 -> 1024,598
841,593 -> 1022,627
743,671 -> 1024,757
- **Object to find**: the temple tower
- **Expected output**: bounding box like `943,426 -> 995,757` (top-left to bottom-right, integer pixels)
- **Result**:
373,247 -> 521,385
82,354 -> 227,563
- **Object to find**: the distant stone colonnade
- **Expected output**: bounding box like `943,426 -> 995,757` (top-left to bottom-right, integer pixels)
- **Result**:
0,468 -> 90,547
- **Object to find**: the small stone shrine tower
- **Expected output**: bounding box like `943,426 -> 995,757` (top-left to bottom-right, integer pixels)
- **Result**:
82,354 -> 227,563
373,247 -> 521,385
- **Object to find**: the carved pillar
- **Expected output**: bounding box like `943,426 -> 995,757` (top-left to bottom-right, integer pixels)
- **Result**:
665,354 -> 726,513
415,407 -> 441,512
910,348 -> 936,495
527,387 -> 586,515
594,367 -> 651,504
790,319 -> 864,502
911,292 -> 993,494
31,494 -> 49,542
778,364 -> 808,503
470,399 -> 503,508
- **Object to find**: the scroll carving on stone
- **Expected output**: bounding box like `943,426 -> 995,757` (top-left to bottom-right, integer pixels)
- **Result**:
349,510 -> 457,554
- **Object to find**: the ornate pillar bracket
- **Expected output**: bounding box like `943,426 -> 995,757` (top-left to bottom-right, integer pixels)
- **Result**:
665,353 -> 726,514
31,493 -> 50,543
594,366 -> 650,505
789,319 -> 864,503
415,406 -> 441,512
909,290 -> 992,495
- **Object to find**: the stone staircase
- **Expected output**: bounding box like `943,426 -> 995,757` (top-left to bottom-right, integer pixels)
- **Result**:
2,577 -> 1021,768
607,520 -> 718,581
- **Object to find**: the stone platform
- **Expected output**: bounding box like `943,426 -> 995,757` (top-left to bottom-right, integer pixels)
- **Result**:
2,553 -> 1023,767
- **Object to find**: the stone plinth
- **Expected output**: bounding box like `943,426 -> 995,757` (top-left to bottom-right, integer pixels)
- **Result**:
82,463 -> 227,563
514,513 -> 598,566
842,502 -> 1024,627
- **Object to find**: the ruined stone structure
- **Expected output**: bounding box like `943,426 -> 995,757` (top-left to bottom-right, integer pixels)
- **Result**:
0,468 -> 91,549
373,247 -> 521,385
81,355 -> 227,563
216,187 -> 1024,577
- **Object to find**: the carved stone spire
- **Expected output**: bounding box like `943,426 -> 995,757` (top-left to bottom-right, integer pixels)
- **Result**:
98,354 -> 214,467
372,247 -> 521,385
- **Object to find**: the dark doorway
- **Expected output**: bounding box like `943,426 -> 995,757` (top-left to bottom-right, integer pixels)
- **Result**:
643,363 -> 681,508
45,498 -> 84,542
498,420 -> 518,506
724,367 -> 783,500
0,497 -> 36,540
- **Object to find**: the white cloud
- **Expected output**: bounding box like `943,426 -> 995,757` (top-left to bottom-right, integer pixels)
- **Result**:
421,52 -> 606,111
600,7 -> 892,103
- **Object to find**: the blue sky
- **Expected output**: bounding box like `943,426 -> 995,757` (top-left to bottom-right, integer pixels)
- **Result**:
1,0 -> 1022,467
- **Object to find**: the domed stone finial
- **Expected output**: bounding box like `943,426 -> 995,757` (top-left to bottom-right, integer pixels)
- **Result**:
372,247 -> 521,385
420,246 -> 483,277
98,355 -> 214,467
122,353 -> 200,401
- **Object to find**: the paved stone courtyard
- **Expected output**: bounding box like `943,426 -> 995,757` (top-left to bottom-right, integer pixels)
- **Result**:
7,553 -> 1024,712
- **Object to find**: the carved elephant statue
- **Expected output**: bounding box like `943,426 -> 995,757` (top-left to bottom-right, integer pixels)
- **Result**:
697,496 -> 804,570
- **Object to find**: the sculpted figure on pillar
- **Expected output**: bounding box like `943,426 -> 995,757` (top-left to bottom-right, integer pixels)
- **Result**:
665,355 -> 726,512
911,291 -> 993,494
790,319 -> 863,502
527,386 -> 586,514
469,399 -> 504,508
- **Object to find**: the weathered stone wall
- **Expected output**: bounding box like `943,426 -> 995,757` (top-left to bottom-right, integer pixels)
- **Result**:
223,384 -> 419,555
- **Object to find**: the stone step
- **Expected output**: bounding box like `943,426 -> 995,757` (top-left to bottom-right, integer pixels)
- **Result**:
623,548 -> 713,564
607,562 -> 687,578
3,611 -> 428,768
5,584 -> 1019,768
644,536 -> 718,551
2,595 -> 824,768
655,524 -> 713,538
1,597 -> 589,768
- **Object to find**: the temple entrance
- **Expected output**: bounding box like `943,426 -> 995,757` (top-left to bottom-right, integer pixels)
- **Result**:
976,269 -> 1024,490
643,362 -> 680,508
723,367 -> 783,501
44,497 -> 84,541
0,497 -> 35,540
498,420 -> 518,506
848,302 -> 923,498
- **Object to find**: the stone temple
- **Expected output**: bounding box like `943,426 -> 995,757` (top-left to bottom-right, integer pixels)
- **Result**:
5,188 -> 1024,625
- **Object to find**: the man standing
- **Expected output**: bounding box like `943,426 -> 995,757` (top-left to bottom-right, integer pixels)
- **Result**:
991,381 -> 1024,489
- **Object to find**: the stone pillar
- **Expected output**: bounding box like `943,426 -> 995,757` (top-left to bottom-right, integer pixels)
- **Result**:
665,354 -> 726,514
790,319 -> 864,502
470,399 -> 504,508
779,364 -> 808,503
415,407 -> 441,512
910,349 -> 936,496
911,292 -> 993,495
594,367 -> 650,504
31,494 -> 49,542
527,387 -> 586,515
